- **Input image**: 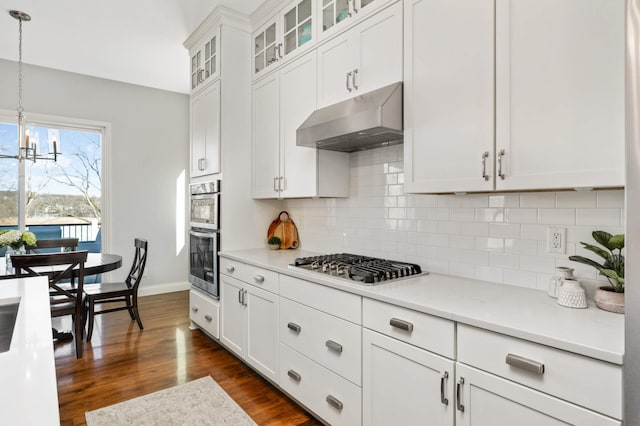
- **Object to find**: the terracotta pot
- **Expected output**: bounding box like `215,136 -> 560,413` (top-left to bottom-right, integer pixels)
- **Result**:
593,287 -> 624,314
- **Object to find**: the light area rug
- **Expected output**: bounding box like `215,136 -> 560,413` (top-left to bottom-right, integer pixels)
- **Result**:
85,376 -> 257,426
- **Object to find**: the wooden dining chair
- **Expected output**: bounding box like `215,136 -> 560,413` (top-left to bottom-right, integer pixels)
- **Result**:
11,250 -> 88,358
84,238 -> 148,341
26,238 -> 79,254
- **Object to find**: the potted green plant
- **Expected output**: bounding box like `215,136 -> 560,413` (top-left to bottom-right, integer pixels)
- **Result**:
569,231 -> 624,313
267,236 -> 281,250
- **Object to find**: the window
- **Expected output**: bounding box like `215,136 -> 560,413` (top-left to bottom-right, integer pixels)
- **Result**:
0,112 -> 104,254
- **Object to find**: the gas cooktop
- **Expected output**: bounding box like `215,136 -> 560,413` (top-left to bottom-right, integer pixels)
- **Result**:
290,253 -> 425,284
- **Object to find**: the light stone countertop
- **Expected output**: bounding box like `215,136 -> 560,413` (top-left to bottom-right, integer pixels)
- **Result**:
220,248 -> 624,365
0,276 -> 60,425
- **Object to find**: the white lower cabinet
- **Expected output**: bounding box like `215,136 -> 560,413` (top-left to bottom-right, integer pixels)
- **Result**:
189,288 -> 220,339
455,363 -> 620,426
362,329 -> 454,426
220,273 -> 279,382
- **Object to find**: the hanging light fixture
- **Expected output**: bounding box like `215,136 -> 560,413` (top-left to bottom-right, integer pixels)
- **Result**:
1,10 -> 58,162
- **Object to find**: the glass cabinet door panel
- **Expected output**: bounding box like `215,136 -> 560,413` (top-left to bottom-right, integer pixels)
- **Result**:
255,33 -> 265,54
266,45 -> 277,65
299,0 -> 312,21
360,0 -> 375,9
255,53 -> 265,73
322,0 -> 335,31
265,23 -> 277,46
299,21 -> 312,46
285,31 -> 297,55
336,0 -> 349,23
285,8 -> 297,32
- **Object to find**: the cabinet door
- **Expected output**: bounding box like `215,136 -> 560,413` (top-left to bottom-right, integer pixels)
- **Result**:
252,73 -> 281,198
281,0 -> 315,61
279,51 -> 320,197
220,275 -> 246,358
351,1 -> 402,95
363,329 -> 454,426
495,0 -> 624,190
245,285 -> 279,382
317,30 -> 353,107
191,81 -> 221,177
455,364 -> 621,426
253,18 -> 281,79
403,0 -> 494,193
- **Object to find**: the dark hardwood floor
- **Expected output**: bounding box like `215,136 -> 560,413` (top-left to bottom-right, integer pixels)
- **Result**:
53,290 -> 323,426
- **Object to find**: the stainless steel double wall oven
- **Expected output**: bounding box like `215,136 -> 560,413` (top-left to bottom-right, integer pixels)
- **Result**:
189,180 -> 220,298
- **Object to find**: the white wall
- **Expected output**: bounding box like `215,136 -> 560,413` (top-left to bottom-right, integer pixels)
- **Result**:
0,59 -> 190,294
283,144 -> 625,297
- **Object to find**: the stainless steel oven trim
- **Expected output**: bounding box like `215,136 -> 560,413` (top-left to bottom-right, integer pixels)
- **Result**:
189,227 -> 219,299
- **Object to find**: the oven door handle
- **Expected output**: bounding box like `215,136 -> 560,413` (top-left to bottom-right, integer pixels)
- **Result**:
189,229 -> 218,238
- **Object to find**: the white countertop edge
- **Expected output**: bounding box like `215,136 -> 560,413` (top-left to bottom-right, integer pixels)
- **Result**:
0,276 -> 60,425
219,249 -> 624,365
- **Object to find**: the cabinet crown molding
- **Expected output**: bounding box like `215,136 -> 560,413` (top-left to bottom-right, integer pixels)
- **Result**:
184,5 -> 251,50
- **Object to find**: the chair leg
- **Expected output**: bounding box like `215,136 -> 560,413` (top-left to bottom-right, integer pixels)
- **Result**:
86,298 -> 95,342
75,308 -> 83,359
125,296 -> 135,320
132,294 -> 143,330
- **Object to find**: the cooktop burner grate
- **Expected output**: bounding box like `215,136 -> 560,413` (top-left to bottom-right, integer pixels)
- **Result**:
292,253 -> 424,284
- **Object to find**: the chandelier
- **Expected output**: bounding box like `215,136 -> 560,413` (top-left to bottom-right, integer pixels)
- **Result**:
1,10 -> 58,162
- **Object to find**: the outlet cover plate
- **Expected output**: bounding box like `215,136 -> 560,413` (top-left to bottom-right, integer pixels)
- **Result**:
547,227 -> 567,254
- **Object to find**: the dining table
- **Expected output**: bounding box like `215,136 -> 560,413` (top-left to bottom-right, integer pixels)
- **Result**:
0,252 -> 123,279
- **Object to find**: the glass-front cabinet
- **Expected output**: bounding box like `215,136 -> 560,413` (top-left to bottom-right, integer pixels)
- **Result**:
191,31 -> 220,92
320,0 -> 393,40
253,0 -> 316,80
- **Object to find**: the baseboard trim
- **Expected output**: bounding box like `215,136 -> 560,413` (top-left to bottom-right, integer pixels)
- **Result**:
139,281 -> 190,297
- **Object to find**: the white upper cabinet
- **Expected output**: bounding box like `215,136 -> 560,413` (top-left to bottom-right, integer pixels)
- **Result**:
190,29 -> 220,93
253,51 -> 350,198
404,0 -> 494,194
404,0 -> 625,194
317,1 -> 402,108
494,0 -> 624,191
319,0 -> 395,41
253,0 -> 316,80
190,80 -> 221,177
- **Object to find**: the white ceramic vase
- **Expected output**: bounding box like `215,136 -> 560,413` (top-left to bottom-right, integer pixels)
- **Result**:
548,267 -> 575,298
557,278 -> 588,309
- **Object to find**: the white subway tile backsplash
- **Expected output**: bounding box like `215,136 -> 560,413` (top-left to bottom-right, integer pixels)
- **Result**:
556,191 -> 597,208
538,209 -> 575,225
576,209 -> 621,226
283,145 -> 625,293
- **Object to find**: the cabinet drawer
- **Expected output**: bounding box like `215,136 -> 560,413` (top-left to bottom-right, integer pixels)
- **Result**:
363,298 -> 454,359
220,257 -> 246,281
280,275 -> 361,324
457,324 -> 622,420
245,265 -> 279,294
190,289 -> 220,339
279,344 -> 362,426
281,297 -> 362,385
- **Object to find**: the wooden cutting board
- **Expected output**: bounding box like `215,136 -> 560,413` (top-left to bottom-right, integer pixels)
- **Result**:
267,211 -> 299,249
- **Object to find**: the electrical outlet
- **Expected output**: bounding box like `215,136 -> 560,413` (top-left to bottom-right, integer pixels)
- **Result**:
547,227 -> 566,254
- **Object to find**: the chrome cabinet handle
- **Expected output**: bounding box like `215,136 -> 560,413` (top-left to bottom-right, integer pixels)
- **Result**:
238,289 -> 243,304
191,306 -> 199,313
225,265 -> 235,273
204,314 -> 212,322
347,0 -> 353,17
352,68 -> 359,90
287,322 -> 301,333
456,378 -> 465,412
287,369 -> 301,382
326,395 -> 343,411
254,274 -> 265,283
325,340 -> 343,353
440,371 -> 449,405
243,289 -> 248,306
197,69 -> 205,83
198,158 -> 206,171
506,353 -> 545,375
273,177 -> 278,192
346,71 -> 353,92
497,149 -> 506,180
390,317 -> 414,332
277,43 -> 283,59
279,176 -> 285,191
481,151 -> 489,181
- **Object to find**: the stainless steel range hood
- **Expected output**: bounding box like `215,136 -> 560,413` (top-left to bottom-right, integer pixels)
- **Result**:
297,82 -> 403,152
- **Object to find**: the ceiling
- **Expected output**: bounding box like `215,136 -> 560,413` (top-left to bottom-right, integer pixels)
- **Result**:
0,0 -> 265,94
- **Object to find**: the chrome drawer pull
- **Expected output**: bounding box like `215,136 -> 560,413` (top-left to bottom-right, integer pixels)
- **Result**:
287,322 -> 301,333
440,371 -> 449,405
505,353 -> 545,375
287,370 -> 301,382
325,340 -> 343,353
390,318 -> 414,332
456,378 -> 465,412
204,314 -> 212,322
326,395 -> 343,411
498,149 -> 506,180
481,151 -> 489,181
225,265 -> 235,273
254,274 -> 265,283
191,306 -> 198,313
